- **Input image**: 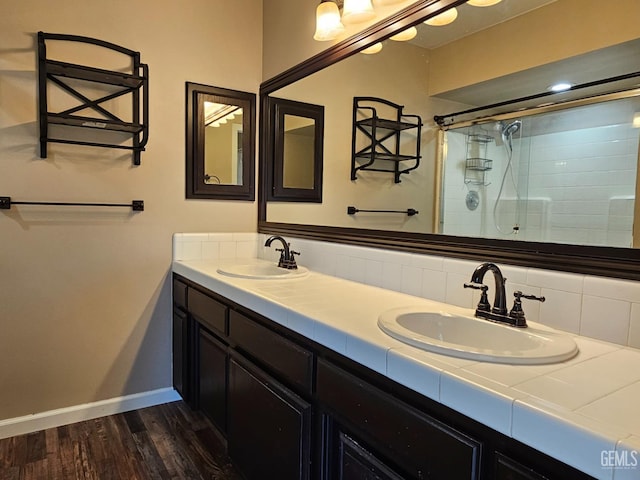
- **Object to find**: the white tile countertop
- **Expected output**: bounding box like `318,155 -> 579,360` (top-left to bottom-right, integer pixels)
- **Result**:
173,258 -> 640,480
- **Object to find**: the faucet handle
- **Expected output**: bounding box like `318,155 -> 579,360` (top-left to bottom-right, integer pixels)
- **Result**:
280,250 -> 299,270
509,291 -> 545,328
514,291 -> 545,303
464,283 -> 491,312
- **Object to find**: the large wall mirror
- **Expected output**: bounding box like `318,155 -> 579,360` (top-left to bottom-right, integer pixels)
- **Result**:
186,82 -> 255,200
259,0 -> 640,280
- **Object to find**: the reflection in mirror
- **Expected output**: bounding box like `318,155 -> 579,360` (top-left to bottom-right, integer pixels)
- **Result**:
186,82 -> 255,200
439,94 -> 640,248
259,0 -> 640,280
283,114 -> 315,189
268,97 -> 324,202
264,0 -> 640,242
203,101 -> 243,185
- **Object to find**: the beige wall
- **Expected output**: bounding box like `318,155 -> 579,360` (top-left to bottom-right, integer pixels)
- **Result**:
266,40 -> 463,233
0,0 -> 261,420
428,0 -> 640,95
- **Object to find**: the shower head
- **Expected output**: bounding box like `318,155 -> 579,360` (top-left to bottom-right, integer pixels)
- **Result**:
502,120 -> 522,138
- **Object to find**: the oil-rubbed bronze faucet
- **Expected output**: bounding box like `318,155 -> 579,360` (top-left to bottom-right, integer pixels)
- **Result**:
464,262 -> 543,328
264,235 -> 299,270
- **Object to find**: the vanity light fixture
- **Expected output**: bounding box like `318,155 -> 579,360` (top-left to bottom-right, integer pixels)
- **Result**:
360,42 -> 383,54
313,1 -> 345,41
390,26 -> 417,41
342,0 -> 376,24
424,7 -> 458,26
548,82 -> 573,92
467,0 -> 502,6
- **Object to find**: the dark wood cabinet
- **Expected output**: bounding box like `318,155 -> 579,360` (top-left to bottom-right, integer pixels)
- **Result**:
197,326 -> 228,433
227,355 -> 312,480
229,309 -> 314,395
172,308 -> 189,402
317,358 -> 481,480
494,453 -> 550,480
335,432 -> 404,480
172,274 -> 593,480
172,278 -> 190,403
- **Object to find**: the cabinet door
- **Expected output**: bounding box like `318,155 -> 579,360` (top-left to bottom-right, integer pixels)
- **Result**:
198,327 -> 227,433
494,453 -> 549,480
172,309 -> 189,402
228,355 -> 312,480
337,431 -> 404,480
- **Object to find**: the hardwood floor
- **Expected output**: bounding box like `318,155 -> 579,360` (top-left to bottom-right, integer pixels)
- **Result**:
0,401 -> 243,480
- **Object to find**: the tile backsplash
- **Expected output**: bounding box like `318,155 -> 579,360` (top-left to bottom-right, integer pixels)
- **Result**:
173,232 -> 640,349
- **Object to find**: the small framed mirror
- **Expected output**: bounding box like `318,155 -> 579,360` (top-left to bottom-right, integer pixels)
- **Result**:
267,97 -> 324,202
186,82 -> 255,200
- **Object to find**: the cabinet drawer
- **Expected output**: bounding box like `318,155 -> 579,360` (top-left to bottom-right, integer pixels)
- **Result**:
229,310 -> 313,395
172,278 -> 188,310
317,358 -> 481,479
189,287 -> 227,336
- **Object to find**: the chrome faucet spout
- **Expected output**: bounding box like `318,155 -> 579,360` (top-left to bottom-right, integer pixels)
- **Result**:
469,262 -> 507,315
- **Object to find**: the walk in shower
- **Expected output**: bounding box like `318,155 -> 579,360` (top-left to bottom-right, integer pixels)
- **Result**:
438,94 -> 640,248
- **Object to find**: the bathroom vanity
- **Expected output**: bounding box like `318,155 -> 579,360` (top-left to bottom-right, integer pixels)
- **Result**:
170,257 -> 627,479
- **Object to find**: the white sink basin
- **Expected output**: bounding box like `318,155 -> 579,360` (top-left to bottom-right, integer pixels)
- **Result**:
217,262 -> 309,280
378,306 -> 578,364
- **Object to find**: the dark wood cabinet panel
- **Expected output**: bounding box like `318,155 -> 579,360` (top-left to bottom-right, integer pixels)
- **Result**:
198,327 -> 228,433
227,355 -> 312,480
189,287 -> 227,336
337,432 -> 404,480
172,309 -> 189,402
173,278 -> 188,311
229,309 -> 314,395
317,358 -> 481,480
494,453 -> 550,480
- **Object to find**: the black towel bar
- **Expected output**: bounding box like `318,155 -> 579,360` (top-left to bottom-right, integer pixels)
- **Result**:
347,206 -> 418,216
0,196 -> 144,211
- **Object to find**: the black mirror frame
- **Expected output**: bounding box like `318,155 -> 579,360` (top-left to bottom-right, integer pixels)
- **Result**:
258,0 -> 640,282
266,97 -> 324,203
186,82 -> 255,201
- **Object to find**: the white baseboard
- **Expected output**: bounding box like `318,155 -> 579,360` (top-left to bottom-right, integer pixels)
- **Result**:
0,387 -> 181,440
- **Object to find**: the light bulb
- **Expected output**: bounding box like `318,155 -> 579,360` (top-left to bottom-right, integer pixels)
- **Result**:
360,42 -> 383,54
390,26 -> 417,41
548,82 -> 573,92
467,0 -> 502,6
313,1 -> 345,41
342,0 -> 376,24
424,7 -> 458,26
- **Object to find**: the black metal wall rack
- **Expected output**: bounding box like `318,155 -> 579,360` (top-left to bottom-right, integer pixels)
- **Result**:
38,32 -> 149,165
351,97 -> 422,183
0,197 -> 144,211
